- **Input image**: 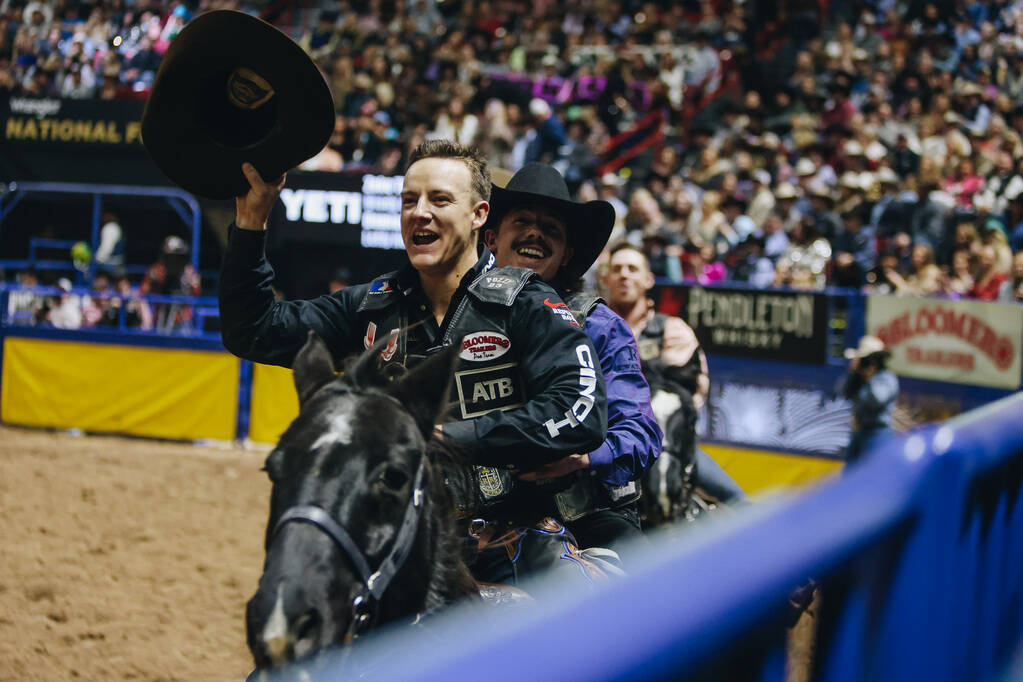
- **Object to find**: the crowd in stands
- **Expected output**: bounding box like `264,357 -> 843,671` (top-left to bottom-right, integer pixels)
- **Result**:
6,233 -> 202,332
601,0 -> 1023,304
0,0 -> 198,99
2,1 -> 1023,302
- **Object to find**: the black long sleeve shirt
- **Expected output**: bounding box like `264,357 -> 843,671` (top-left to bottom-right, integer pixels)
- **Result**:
218,226 -> 607,470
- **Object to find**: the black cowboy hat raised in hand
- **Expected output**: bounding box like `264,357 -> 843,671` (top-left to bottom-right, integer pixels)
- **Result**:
141,11 -> 334,200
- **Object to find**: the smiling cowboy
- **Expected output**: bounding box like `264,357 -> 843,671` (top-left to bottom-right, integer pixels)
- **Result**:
479,163 -> 661,563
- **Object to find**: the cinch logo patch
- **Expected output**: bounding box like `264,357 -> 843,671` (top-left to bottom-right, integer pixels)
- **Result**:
544,344 -> 598,437
454,363 -> 524,419
459,331 -> 511,362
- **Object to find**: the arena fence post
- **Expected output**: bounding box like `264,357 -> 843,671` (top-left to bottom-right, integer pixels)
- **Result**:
88,193 -> 101,283
235,359 -> 253,443
0,287 -> 6,408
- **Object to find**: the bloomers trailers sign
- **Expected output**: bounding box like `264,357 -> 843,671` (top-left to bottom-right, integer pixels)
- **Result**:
865,296 -> 1023,390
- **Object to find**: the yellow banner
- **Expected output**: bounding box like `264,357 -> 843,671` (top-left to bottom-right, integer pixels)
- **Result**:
1,338 -> 238,440
248,363 -> 299,444
702,443 -> 843,494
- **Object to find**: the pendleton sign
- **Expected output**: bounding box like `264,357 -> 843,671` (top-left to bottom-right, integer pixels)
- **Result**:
2,95 -> 145,146
657,284 -> 829,364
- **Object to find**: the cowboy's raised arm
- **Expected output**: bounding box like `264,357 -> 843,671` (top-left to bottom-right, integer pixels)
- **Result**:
219,164 -> 363,367
443,278 -> 608,470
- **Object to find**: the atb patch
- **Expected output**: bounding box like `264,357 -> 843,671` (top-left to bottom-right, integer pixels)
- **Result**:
459,331 -> 511,362
454,363 -> 524,419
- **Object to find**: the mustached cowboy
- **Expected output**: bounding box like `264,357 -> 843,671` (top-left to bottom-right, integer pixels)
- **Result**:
481,163 -> 661,562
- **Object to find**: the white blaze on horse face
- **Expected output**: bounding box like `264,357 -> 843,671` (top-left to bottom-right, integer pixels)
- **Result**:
262,584 -> 293,665
310,406 -> 354,452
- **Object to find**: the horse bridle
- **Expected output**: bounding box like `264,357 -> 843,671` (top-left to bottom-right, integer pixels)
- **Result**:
270,455 -> 427,641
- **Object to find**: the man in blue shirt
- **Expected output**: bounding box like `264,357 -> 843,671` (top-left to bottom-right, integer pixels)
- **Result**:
838,336 -> 900,462
482,163 -> 662,558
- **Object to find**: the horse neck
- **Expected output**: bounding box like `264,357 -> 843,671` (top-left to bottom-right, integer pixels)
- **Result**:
376,467 -> 476,623
421,488 -> 477,609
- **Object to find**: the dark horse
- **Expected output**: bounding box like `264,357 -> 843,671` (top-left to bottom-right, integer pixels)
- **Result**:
245,333 -> 478,670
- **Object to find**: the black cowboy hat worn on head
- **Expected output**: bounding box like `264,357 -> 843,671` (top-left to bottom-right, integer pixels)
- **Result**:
485,163 -> 615,281
141,10 -> 334,200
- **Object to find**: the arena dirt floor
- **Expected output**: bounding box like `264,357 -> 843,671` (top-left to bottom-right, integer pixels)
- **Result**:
0,424 -> 818,681
0,425 -> 269,681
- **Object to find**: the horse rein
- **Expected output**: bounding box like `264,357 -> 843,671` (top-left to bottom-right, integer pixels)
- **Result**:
270,455 -> 427,641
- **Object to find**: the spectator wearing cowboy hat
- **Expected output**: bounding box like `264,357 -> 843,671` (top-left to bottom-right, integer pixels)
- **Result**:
482,163 -> 661,559
837,335 -> 899,463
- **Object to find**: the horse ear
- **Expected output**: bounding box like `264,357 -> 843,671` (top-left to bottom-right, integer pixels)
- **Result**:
293,331 -> 336,407
343,338 -> 388,390
386,346 -> 459,437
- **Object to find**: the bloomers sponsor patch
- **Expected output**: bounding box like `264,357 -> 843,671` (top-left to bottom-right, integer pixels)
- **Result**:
459,331 -> 511,362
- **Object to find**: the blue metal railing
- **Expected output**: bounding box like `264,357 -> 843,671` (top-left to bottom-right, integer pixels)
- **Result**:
0,283 -> 220,340
302,393 -> 1023,682
0,181 -> 203,280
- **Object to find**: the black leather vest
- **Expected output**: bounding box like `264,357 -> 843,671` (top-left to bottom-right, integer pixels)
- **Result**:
357,266 -> 534,514
564,291 -> 602,327
355,266 -> 531,395
637,311 -> 704,400
636,312 -> 668,359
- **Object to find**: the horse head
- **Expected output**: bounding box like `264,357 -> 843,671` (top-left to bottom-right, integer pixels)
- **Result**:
246,332 -> 473,670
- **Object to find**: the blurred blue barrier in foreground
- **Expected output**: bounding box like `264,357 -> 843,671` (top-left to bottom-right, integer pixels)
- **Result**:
308,393 -> 1023,682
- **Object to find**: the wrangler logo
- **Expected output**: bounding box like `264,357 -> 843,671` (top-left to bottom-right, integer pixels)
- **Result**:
454,363 -> 524,419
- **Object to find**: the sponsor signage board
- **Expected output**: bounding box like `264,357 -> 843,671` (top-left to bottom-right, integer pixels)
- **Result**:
865,296 -> 1023,390
274,172 -> 405,251
656,284 -> 829,364
0,94 -> 169,185
2,94 -> 145,147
